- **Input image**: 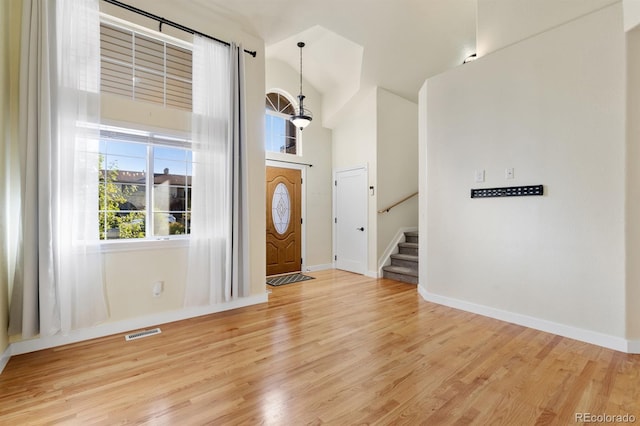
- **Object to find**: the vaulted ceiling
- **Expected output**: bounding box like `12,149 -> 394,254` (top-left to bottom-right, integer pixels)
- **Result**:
188,0 -> 478,105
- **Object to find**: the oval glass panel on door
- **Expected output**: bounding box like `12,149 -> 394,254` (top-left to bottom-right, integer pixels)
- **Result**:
272,182 -> 291,235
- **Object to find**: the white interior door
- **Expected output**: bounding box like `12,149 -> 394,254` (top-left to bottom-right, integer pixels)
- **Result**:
334,167 -> 367,275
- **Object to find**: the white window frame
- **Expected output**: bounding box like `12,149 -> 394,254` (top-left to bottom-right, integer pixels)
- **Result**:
98,123 -> 193,250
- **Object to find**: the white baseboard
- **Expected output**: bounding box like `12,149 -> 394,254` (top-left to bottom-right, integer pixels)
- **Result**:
322,263 -> 374,278
9,293 -> 268,357
0,345 -> 11,374
366,270 -> 378,279
417,285 -> 637,354
626,339 -> 640,353
305,263 -> 333,272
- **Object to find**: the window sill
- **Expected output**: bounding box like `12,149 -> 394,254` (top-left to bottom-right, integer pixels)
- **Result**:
100,237 -> 189,253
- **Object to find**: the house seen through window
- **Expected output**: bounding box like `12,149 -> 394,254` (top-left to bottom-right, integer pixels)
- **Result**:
99,128 -> 192,240
265,92 -> 298,155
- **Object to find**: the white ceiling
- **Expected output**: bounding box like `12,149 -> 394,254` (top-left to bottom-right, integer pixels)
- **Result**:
188,0 -> 478,105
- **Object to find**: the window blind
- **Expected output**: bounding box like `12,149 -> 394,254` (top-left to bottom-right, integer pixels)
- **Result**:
100,23 -> 193,111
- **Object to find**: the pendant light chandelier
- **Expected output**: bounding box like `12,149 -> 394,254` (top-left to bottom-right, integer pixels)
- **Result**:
290,42 -> 313,130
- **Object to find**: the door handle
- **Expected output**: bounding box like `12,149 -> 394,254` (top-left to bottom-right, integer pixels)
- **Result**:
356,227 -> 365,231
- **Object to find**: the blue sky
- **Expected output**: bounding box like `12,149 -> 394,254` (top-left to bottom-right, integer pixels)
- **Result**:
265,114 -> 287,153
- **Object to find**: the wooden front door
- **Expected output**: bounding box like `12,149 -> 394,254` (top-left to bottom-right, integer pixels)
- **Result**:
266,166 -> 302,276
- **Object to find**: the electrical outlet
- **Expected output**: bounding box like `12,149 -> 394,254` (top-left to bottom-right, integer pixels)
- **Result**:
474,170 -> 485,183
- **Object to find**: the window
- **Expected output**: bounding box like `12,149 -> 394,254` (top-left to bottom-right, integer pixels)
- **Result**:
99,127 -> 192,240
265,92 -> 298,155
99,16 -> 195,241
100,20 -> 192,111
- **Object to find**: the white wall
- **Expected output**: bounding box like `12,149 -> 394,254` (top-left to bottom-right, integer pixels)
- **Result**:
624,0 -> 640,30
265,58 -> 333,270
332,88 -> 378,274
477,0 -> 618,56
627,26 -> 640,339
421,4 -> 626,338
376,88 -> 418,262
103,245 -> 188,321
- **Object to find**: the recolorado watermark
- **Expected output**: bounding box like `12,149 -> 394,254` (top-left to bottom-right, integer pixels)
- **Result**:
575,413 -> 636,423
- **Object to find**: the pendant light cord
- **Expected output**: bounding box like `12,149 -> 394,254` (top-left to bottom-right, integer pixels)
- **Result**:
299,43 -> 303,96
296,42 -> 306,113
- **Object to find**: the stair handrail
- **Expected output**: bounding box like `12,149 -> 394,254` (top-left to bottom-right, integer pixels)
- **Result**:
378,191 -> 418,213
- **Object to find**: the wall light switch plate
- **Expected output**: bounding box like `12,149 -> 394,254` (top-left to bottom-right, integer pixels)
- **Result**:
505,168 -> 514,180
474,170 -> 485,183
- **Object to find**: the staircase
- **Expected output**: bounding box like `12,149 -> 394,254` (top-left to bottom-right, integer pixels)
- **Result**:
382,231 -> 419,284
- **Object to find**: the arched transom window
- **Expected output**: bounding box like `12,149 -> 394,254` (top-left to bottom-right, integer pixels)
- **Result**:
265,92 -> 298,155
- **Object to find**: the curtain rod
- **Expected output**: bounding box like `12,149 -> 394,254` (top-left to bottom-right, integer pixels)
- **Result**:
269,159 -> 313,167
101,0 -> 257,57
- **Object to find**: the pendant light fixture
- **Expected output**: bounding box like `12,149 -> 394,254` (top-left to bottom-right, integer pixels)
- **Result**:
290,42 -> 313,130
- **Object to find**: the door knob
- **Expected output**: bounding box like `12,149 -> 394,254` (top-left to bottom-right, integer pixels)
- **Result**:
357,227 -> 364,231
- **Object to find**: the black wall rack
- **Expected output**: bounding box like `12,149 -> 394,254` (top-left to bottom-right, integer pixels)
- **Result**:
471,185 -> 543,198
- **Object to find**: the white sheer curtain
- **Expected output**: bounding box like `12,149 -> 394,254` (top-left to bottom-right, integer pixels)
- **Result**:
185,35 -> 231,305
9,0 -> 107,338
55,0 -> 107,332
185,38 -> 249,305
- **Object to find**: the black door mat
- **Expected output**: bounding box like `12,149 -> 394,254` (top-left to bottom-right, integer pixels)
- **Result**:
267,273 -> 315,286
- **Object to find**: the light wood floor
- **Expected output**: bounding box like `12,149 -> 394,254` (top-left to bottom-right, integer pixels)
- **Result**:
1,270 -> 639,425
